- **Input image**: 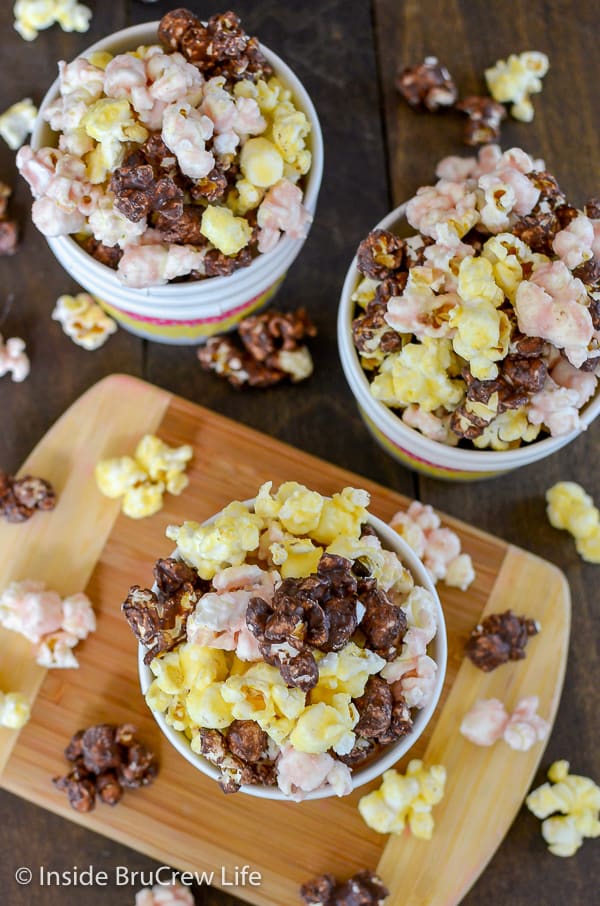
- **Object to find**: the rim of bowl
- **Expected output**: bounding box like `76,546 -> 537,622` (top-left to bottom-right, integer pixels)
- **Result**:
138,497 -> 447,801
337,202 -> 600,470
30,21 -> 324,299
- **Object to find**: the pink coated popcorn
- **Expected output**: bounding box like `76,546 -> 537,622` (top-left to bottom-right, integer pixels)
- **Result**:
515,261 -> 593,367
478,165 -> 540,232
402,405 -> 458,445
104,54 -> 153,114
503,695 -> 550,751
406,179 -> 478,240
161,102 -> 214,179
17,146 -> 61,198
390,654 -> 438,709
529,380 -> 582,436
384,266 -> 460,339
35,630 -> 79,669
423,527 -> 461,580
147,51 -> 204,106
423,223 -> 475,282
256,178 -> 312,252
460,698 -> 509,745
135,881 -> 195,906
58,58 -> 105,101
406,501 -> 440,532
117,243 -> 206,288
553,215 -> 595,270
551,358 -> 598,408
0,335 -> 30,382
276,744 -> 352,800
61,593 -> 97,639
435,154 -> 480,182
390,502 -> 474,590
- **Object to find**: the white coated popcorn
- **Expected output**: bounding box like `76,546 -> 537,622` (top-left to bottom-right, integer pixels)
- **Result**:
14,0 -> 92,42
0,98 -> 38,150
117,243 -> 207,288
0,334 -> 30,382
460,696 -> 549,751
390,502 -> 475,590
135,881 -> 195,906
52,293 -> 118,350
162,102 -> 214,179
0,691 -> 31,729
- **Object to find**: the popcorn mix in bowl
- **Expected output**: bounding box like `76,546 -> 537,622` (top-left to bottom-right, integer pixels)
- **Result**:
123,482 -> 446,800
18,9 -> 315,289
345,146 -> 600,454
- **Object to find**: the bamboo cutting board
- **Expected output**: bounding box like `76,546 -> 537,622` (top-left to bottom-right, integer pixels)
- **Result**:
0,375 -> 570,906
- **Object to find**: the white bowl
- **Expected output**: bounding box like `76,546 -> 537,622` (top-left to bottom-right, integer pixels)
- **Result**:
138,500 -> 447,800
338,203 -> 600,481
30,22 -> 324,344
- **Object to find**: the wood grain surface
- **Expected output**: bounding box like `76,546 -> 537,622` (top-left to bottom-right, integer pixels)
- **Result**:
0,0 -> 598,904
0,376 -> 570,906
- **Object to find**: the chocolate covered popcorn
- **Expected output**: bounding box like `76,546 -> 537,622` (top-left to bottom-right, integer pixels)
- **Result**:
52,292 -> 117,350
460,695 -> 549,751
390,501 -> 474,590
546,481 -> 600,563
0,469 -> 56,522
198,307 -> 317,388
18,10 -> 313,287
95,434 -> 193,519
358,759 -> 446,839
124,481 -> 441,798
0,580 -> 95,668
465,609 -> 539,672
53,723 -> 158,812
0,98 -> 37,150
526,761 -> 600,856
300,870 -> 389,906
14,0 -> 92,41
351,146 -> 600,450
0,690 -> 31,729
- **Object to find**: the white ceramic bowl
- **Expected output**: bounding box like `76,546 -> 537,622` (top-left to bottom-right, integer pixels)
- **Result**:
338,203 -> 600,481
30,22 -> 324,344
138,499 -> 447,800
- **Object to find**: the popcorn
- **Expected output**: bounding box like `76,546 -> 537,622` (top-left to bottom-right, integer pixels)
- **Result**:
482,233 -> 548,302
276,745 -> 352,801
52,293 -> 117,350
117,244 -> 207,289
371,338 -> 465,412
358,760 -> 447,839
95,434 -> 192,519
402,405 -> 458,446
289,696 -> 358,756
167,502 -> 263,579
546,481 -> 600,563
451,258 -> 511,380
0,98 -> 38,150
0,579 -> 95,667
485,52 -> 549,122
161,102 -> 214,179
0,691 -> 31,729
384,266 -> 459,340
135,881 -> 195,906
0,334 -> 30,382
472,408 -> 540,450
526,761 -> 600,856
200,205 -> 252,256
240,136 -> 284,187
460,695 -> 549,750
14,0 -> 92,42
553,214 -> 595,270
406,180 -> 479,240
528,381 -> 582,438
256,178 -> 313,253
390,501 -> 474,589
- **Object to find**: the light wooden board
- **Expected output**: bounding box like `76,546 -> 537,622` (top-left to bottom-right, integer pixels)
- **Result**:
0,375 -> 570,906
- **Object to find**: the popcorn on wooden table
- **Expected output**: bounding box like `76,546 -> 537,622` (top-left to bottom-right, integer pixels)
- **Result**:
358,759 -> 447,839
14,0 -> 92,41
0,98 -> 37,149
460,696 -> 549,751
546,481 -> 600,563
526,761 -> 600,856
0,334 -> 29,382
52,293 -> 117,350
485,52 -> 549,122
390,501 -> 474,590
0,690 -> 31,729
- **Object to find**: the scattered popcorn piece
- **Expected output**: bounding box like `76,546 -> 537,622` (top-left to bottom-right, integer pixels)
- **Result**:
358,760 -> 446,839
14,0 -> 92,42
96,434 -> 193,519
52,293 -> 117,350
0,334 -> 30,382
390,501 -> 475,590
546,481 -> 600,563
0,98 -> 37,149
460,696 -> 549,750
0,690 -> 31,729
0,579 -> 94,667
135,881 -> 195,906
485,51 -> 549,122
526,761 -> 600,856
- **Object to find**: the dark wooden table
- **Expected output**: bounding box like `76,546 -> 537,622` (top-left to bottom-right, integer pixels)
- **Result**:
1,1 -> 598,903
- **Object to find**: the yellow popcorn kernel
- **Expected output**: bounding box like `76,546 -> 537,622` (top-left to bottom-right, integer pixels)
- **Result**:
239,137 -> 284,188
229,655 -> 250,677
315,642 -> 386,699
95,456 -> 147,498
526,760 -> 600,856
450,304 -> 511,381
51,293 -> 117,351
227,178 -> 264,216
145,679 -> 172,714
87,51 -> 113,70
359,761 -> 447,838
0,97 -> 38,150
482,234 -> 548,302
178,643 -> 228,690
233,80 -> 258,100
186,682 -> 233,730
165,695 -> 189,732
84,143 -> 115,185
150,651 -> 185,695
270,683 -> 306,721
271,107 -> 311,164
253,77 -> 291,113
311,487 -> 370,546
14,0 -> 92,42
575,529 -> 600,564
0,690 -> 31,729
122,481 -> 164,519
134,434 -> 193,496
485,51 -> 549,122
371,337 -> 465,412
254,481 -> 282,520
83,98 -> 136,143
276,482 -> 324,535
472,409 -> 540,451
276,539 -> 323,578
200,205 -> 252,256
290,698 -> 358,756
167,502 -> 263,580
546,482 -> 600,543
457,256 -> 504,307
351,276 -> 379,309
